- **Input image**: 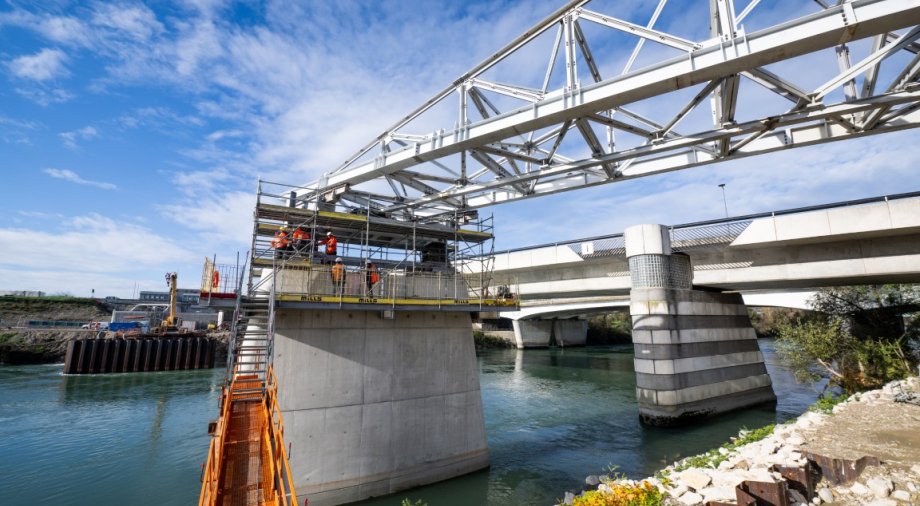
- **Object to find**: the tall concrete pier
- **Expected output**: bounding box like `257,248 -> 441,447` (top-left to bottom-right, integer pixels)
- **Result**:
271,309 -> 489,505
625,224 -> 776,425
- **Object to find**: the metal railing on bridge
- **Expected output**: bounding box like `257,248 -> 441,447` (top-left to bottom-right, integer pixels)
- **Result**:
493,191 -> 920,262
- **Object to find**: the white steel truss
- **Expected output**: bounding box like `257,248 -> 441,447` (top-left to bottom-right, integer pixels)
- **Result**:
298,0 -> 920,221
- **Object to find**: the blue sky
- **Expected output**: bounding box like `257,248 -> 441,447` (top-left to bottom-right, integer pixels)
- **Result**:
1,0 -> 919,298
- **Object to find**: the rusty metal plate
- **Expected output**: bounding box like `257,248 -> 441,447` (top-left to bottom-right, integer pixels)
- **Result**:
773,462 -> 821,500
803,452 -> 880,485
737,480 -> 790,506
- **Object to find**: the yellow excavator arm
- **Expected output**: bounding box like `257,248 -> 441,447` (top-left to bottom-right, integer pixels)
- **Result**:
163,272 -> 178,328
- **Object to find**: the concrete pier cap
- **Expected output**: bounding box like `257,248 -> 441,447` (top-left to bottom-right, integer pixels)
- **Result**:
624,224 -> 671,257
624,224 -> 776,426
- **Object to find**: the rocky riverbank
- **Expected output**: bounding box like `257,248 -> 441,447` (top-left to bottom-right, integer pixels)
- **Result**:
0,329 -> 232,366
0,330 -> 89,364
564,376 -> 920,506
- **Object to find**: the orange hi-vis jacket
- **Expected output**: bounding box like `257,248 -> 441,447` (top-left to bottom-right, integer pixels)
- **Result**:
271,231 -> 290,249
292,228 -> 310,241
331,263 -> 345,283
319,236 -> 337,255
368,264 -> 379,284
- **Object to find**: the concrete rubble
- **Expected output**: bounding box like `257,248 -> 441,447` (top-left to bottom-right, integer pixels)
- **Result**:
561,376 -> 920,505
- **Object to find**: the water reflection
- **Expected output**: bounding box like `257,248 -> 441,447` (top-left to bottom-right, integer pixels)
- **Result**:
359,340 -> 819,506
1,365 -> 222,506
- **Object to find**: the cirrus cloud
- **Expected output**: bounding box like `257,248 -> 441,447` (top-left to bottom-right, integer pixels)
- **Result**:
43,168 -> 117,190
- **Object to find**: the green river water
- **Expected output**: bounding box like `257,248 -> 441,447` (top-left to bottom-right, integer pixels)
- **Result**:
0,340 -> 818,505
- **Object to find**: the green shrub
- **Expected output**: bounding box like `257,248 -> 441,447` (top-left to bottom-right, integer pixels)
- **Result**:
473,330 -> 513,349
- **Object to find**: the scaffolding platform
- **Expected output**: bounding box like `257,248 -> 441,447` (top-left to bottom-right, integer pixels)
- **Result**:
201,180 -> 518,312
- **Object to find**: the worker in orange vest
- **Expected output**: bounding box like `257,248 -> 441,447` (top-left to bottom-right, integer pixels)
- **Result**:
271,227 -> 290,259
331,257 -> 346,295
318,231 -> 337,263
365,260 -> 379,296
292,227 -> 311,254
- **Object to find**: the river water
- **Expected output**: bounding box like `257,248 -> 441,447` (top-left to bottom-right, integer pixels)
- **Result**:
0,340 -> 818,506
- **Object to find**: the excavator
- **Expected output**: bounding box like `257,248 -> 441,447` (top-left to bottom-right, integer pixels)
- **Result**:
157,272 -> 182,335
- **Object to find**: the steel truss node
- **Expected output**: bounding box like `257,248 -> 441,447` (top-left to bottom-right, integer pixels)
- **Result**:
296,0 -> 920,221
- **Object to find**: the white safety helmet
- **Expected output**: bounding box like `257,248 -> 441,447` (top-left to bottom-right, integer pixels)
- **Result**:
335,257 -> 343,263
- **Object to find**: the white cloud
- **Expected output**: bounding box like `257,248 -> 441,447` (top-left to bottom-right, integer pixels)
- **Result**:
157,190 -> 255,247
43,168 -> 117,190
91,3 -> 164,40
59,126 -> 100,148
14,87 -> 73,106
8,48 -> 69,81
17,210 -> 65,220
36,15 -> 93,46
0,214 -> 200,297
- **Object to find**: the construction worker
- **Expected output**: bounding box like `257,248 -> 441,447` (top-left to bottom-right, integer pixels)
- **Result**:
292,226 -> 311,254
271,227 -> 290,259
318,231 -> 337,263
365,260 -> 379,296
331,257 -> 346,295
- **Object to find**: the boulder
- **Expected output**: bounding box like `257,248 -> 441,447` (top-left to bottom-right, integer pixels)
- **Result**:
863,499 -> 897,506
818,487 -> 834,503
563,492 -> 575,505
731,458 -> 750,471
585,475 -> 599,487
679,469 -> 712,491
677,491 -> 703,505
851,482 -> 870,495
867,477 -> 894,498
891,490 -> 911,502
700,486 -> 735,503
670,483 -> 689,497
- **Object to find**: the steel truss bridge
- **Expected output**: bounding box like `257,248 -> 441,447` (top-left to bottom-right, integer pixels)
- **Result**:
294,0 -> 920,222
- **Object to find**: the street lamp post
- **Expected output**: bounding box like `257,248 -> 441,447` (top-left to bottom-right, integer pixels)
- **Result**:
718,183 -> 729,218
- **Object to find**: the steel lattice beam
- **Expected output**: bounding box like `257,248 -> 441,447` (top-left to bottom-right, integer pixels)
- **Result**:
299,0 -> 920,219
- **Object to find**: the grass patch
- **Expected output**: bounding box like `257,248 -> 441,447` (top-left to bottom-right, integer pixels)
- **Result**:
0,295 -> 96,304
673,424 -> 775,471
809,392 -> 846,414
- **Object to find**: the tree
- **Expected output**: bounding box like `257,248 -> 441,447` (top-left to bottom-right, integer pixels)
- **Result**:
776,284 -> 919,394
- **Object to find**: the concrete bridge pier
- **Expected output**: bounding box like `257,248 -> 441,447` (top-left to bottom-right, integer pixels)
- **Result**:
625,224 -> 776,426
511,318 -> 587,348
272,309 -> 489,505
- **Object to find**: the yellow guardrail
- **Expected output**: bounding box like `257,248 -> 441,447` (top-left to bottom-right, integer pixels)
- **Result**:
261,365 -> 298,506
198,382 -> 232,506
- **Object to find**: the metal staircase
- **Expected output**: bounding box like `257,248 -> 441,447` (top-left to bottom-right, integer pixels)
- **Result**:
200,255 -> 297,506
229,294 -> 272,382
